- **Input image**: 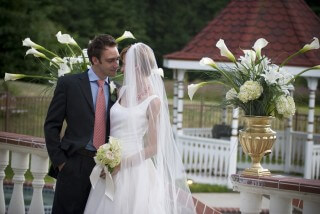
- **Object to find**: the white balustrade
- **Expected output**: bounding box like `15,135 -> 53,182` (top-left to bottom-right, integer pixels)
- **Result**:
232,174 -> 320,214
8,152 -> 30,214
28,154 -> 49,214
0,149 -> 9,214
0,133 -> 50,214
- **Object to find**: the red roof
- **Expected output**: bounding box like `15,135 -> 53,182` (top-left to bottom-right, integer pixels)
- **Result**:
164,0 -> 320,67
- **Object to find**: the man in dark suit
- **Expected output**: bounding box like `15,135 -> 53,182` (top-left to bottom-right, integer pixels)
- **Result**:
44,34 -> 120,213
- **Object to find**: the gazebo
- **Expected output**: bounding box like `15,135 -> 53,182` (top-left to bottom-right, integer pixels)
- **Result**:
163,0 -> 320,185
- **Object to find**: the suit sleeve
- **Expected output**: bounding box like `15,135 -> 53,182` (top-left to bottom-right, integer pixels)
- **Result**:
44,77 -> 68,168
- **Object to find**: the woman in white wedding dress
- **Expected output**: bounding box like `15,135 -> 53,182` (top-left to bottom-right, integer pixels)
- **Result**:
84,43 -> 195,214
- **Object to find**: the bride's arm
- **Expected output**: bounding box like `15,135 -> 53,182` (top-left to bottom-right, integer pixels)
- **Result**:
143,97 -> 161,159
121,98 -> 161,168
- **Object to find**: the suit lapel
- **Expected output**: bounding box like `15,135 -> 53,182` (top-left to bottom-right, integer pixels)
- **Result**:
78,71 -> 94,113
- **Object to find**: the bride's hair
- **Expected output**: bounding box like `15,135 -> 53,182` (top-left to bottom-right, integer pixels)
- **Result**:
134,44 -> 155,77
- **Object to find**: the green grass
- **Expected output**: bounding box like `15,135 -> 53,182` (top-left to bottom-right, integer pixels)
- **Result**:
0,80 -> 53,97
189,183 -> 232,193
5,165 -> 55,184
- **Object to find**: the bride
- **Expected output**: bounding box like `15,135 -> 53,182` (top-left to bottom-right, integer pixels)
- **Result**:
84,43 -> 195,214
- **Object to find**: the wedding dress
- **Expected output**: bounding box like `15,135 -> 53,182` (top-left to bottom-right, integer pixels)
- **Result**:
84,43 -> 195,214
85,93 -> 167,214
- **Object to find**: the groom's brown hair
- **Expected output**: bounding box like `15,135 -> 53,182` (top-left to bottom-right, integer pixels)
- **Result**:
88,34 -> 117,64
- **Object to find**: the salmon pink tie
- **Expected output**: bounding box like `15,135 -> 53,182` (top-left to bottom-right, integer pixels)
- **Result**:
93,80 -> 106,150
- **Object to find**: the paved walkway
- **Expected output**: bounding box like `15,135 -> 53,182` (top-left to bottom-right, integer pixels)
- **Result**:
192,193 -> 270,209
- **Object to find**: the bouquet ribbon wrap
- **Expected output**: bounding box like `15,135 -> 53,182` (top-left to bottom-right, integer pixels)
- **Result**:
89,164 -> 115,201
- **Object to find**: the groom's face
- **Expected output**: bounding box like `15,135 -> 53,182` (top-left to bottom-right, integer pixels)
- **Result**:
93,46 -> 120,78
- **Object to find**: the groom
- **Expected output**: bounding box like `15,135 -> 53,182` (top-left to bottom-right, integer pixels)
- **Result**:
44,34 -> 120,213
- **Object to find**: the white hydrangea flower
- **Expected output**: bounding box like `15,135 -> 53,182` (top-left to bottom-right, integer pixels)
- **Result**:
276,95 -> 296,117
238,81 -> 263,103
226,88 -> 237,100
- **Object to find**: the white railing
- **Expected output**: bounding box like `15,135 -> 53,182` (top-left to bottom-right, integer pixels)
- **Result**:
181,128 -> 320,180
0,134 -> 50,214
177,134 -> 230,185
183,128 -> 213,138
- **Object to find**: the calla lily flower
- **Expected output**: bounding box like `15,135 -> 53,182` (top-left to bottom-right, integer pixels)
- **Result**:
22,38 -> 44,50
56,31 -> 78,46
50,57 -> 65,66
216,39 -> 236,63
26,48 -> 46,58
115,31 -> 135,43
199,57 -> 218,69
110,81 -> 117,94
253,38 -> 268,59
300,37 -> 319,53
188,83 -> 207,100
4,73 -> 26,81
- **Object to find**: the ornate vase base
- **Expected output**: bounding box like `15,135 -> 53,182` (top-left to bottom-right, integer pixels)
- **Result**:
241,167 -> 271,177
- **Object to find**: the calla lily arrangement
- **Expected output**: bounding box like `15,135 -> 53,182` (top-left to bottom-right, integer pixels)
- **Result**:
188,37 -> 320,119
5,31 -> 135,84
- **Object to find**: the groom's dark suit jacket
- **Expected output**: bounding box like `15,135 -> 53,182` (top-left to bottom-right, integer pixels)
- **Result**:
44,71 -> 115,178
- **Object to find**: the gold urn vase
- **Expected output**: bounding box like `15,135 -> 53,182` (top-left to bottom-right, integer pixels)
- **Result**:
239,116 -> 276,176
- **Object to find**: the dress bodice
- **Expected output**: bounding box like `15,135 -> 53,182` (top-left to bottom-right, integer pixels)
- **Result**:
110,94 -> 158,155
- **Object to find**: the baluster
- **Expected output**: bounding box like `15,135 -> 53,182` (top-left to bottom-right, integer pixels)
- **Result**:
240,191 -> 262,214
28,154 -> 49,214
7,152 -> 29,214
304,199 -> 320,213
269,195 -> 292,214
0,149 -> 9,214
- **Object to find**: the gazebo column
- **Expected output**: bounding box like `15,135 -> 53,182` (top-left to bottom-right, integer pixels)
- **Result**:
176,69 -> 186,135
304,77 -> 318,179
228,107 -> 239,188
284,87 -> 294,173
172,69 -> 178,134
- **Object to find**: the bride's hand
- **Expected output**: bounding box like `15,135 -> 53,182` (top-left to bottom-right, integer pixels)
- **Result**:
112,164 -> 121,176
100,170 -> 106,179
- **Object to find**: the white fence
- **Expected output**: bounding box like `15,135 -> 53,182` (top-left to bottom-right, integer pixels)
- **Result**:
179,128 -> 320,185
177,134 -> 230,185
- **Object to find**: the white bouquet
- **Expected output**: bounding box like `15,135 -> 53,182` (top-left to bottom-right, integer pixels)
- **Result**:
95,136 -> 122,172
90,136 -> 122,201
